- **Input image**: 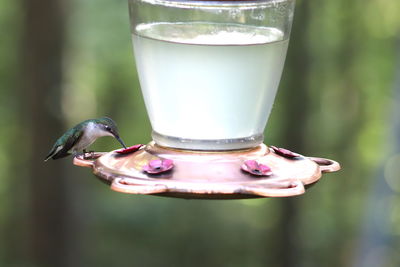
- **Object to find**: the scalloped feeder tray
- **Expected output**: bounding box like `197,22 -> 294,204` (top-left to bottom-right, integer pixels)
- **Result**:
73,142 -> 340,199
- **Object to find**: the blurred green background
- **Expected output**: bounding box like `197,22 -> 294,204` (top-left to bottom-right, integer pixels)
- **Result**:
1,0 -> 399,266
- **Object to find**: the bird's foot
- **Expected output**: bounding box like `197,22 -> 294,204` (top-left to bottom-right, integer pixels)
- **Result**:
83,152 -> 95,160
82,150 -> 96,160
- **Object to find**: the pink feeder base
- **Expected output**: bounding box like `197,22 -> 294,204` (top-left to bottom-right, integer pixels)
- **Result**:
73,142 -> 340,199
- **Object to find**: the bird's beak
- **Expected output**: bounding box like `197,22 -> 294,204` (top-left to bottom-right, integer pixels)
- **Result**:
114,134 -> 127,149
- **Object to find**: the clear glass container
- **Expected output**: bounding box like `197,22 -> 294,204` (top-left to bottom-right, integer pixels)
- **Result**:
129,0 -> 295,150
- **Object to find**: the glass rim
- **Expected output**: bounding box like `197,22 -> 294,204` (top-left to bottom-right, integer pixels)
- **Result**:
133,0 -> 292,9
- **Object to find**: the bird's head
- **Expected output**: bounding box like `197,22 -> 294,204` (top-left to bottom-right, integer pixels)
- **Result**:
96,117 -> 127,148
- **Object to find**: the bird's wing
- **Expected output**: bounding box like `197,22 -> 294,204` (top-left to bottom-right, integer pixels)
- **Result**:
53,129 -> 84,159
46,128 -> 84,160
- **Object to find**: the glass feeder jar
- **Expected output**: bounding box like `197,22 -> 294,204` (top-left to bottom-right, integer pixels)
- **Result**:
129,0 -> 295,150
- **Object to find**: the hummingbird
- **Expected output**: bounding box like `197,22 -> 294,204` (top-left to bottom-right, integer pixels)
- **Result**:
44,117 -> 126,161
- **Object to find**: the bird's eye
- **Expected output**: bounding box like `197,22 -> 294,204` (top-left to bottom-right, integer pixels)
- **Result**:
105,125 -> 110,130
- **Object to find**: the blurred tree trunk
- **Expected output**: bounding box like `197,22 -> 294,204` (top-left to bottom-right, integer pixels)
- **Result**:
274,0 -> 311,266
19,0 -> 80,266
353,37 -> 400,267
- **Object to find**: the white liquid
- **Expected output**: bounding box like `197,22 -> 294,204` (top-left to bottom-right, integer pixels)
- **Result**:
132,22 -> 289,150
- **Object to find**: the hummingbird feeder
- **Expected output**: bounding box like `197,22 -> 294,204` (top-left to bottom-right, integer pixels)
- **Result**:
74,0 -> 340,199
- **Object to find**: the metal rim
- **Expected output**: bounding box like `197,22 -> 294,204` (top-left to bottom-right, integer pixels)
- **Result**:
135,0 -> 291,9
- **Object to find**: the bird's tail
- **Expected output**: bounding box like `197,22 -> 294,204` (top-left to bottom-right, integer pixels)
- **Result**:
44,145 -> 59,162
44,151 -> 54,162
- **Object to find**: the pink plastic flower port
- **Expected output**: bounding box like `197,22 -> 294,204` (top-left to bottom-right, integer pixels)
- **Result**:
241,160 -> 272,176
116,144 -> 144,154
270,146 -> 301,159
143,159 -> 174,174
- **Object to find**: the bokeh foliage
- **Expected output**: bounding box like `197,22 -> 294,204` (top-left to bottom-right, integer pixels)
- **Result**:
0,0 -> 399,266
